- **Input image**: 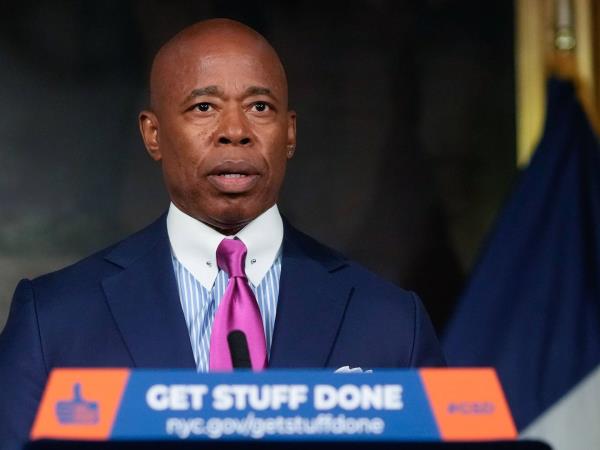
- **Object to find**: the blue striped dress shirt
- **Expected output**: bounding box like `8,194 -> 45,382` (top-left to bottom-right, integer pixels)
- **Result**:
171,253 -> 281,372
166,202 -> 284,372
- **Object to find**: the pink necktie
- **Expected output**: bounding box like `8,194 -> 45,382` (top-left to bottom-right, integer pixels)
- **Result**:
209,238 -> 268,371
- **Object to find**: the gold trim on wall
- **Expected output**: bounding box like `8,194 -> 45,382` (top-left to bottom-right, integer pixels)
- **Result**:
515,0 -> 547,167
515,0 -> 598,167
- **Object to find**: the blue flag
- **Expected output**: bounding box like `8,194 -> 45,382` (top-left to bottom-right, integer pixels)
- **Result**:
443,78 -> 600,431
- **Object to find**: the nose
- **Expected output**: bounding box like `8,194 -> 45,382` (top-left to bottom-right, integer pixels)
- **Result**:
217,108 -> 252,146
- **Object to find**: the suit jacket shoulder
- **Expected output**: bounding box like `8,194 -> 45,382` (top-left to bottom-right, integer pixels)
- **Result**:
31,214 -> 166,294
270,220 -> 446,369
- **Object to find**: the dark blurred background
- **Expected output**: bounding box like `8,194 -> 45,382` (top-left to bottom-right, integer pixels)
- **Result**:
0,0 -> 517,332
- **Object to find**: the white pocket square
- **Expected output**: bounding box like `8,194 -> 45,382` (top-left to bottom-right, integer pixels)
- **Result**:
334,365 -> 373,374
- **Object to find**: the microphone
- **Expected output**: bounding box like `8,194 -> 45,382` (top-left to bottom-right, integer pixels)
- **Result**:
227,330 -> 252,369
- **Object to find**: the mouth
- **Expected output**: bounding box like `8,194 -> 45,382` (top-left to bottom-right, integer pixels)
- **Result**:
207,161 -> 261,194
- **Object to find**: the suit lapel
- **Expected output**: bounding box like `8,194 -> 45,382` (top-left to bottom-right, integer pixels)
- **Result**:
269,223 -> 353,368
101,217 -> 196,368
98,215 -> 351,369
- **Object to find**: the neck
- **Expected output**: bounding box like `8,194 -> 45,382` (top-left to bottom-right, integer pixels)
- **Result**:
207,222 -> 246,236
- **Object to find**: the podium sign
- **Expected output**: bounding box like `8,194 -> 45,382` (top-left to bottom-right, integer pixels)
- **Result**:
30,368 -> 516,442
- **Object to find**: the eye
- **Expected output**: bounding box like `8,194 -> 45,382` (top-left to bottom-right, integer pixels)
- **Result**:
193,102 -> 213,112
251,102 -> 271,113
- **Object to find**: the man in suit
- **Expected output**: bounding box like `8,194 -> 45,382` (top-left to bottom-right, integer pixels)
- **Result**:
0,18 -> 444,448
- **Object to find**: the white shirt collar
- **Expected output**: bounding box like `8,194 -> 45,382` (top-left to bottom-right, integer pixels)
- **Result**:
167,202 -> 283,289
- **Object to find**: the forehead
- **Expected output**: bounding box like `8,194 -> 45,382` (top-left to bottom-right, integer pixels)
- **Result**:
153,37 -> 287,106
185,51 -> 280,87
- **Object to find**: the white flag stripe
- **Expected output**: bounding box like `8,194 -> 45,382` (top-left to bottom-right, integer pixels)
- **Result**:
521,364 -> 600,450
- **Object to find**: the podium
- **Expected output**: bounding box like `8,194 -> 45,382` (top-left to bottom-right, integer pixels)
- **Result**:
26,368 -> 552,449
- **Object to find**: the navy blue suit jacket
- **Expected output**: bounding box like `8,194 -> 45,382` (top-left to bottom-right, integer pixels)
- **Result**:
0,215 -> 444,448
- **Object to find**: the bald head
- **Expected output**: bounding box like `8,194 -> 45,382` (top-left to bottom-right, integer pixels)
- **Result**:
149,18 -> 288,113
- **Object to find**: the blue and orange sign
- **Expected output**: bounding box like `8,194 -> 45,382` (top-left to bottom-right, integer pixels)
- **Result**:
30,369 -> 129,440
30,369 -> 516,442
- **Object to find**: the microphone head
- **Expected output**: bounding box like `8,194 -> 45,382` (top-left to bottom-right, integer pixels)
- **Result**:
227,330 -> 252,369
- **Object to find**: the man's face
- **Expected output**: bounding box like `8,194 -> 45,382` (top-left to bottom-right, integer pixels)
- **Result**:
140,33 -> 296,233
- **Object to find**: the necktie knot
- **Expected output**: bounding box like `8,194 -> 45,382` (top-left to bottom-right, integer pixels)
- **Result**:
216,238 -> 247,278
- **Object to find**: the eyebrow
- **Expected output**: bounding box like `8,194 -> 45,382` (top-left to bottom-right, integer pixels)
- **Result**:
182,86 -> 222,105
245,86 -> 272,96
245,86 -> 280,103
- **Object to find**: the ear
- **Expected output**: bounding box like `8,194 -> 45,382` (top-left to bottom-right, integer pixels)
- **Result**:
286,110 -> 297,160
139,110 -> 162,161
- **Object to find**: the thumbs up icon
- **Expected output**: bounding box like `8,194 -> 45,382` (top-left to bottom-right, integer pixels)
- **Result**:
55,383 -> 99,424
